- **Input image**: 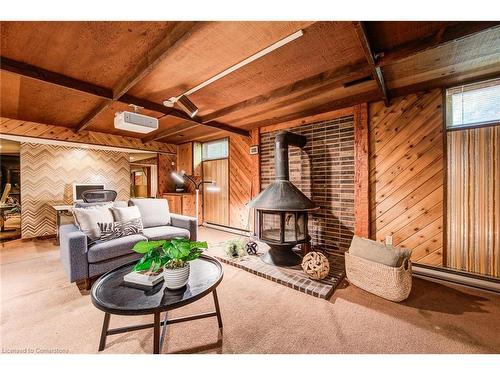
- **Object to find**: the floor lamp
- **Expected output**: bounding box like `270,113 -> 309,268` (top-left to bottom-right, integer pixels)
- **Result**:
171,171 -> 219,225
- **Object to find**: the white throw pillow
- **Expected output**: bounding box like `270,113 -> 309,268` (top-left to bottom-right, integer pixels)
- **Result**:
73,203 -> 114,240
112,206 -> 141,222
129,198 -> 171,228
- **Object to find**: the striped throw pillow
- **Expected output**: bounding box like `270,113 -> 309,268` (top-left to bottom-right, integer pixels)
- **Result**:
98,218 -> 144,242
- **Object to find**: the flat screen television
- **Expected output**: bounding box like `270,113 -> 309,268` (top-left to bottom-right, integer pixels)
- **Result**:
72,183 -> 105,202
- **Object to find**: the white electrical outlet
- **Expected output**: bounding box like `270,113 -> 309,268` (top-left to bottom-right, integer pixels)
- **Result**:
385,235 -> 393,247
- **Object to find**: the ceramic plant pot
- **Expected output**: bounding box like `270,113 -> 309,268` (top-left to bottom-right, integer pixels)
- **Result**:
163,263 -> 190,289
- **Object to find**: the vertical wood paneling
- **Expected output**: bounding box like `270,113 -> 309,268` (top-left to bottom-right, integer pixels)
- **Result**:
447,126 -> 500,278
177,142 -> 193,175
229,135 -> 253,230
157,153 -> 177,196
369,89 -> 444,266
354,103 -> 370,237
203,158 -> 229,226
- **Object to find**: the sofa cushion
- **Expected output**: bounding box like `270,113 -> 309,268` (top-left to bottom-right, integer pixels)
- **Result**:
72,203 -> 114,240
142,226 -> 190,241
111,206 -> 141,222
348,235 -> 412,267
129,198 -> 171,228
87,234 -> 148,263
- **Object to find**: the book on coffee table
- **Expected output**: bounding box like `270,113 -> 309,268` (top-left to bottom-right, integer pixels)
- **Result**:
123,270 -> 164,288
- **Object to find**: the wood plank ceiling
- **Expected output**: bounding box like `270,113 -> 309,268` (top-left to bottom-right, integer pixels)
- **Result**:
1,21 -> 499,144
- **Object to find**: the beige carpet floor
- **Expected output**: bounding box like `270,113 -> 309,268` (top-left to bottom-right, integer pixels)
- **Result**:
1,228 -> 499,354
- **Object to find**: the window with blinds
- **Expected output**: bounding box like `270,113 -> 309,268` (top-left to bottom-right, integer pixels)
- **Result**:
445,78 -> 500,129
202,138 -> 228,160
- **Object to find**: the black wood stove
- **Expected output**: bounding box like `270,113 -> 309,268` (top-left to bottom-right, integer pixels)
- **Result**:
249,131 -> 318,267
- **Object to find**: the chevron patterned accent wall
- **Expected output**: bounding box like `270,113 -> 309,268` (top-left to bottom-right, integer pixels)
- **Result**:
20,143 -> 130,239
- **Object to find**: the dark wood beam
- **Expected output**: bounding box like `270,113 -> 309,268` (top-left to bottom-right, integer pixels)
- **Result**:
75,22 -> 199,132
0,57 -> 249,138
377,22 -> 500,67
0,56 -> 113,99
113,22 -> 199,99
200,63 -> 371,123
389,65 -> 500,98
352,22 -> 390,107
142,122 -> 200,143
241,89 -> 381,130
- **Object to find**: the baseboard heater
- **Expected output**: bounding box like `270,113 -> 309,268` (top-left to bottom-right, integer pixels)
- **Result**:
413,264 -> 500,293
202,222 -> 500,293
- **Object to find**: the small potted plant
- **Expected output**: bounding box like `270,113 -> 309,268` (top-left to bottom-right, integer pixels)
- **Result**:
132,238 -> 208,289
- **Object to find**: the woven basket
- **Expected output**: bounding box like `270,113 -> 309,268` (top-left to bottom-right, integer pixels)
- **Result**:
345,252 -> 412,302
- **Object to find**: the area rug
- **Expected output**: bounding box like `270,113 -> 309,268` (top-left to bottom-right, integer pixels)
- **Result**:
210,242 -> 345,299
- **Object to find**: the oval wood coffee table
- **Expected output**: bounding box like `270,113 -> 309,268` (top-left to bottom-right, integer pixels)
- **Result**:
91,254 -> 223,354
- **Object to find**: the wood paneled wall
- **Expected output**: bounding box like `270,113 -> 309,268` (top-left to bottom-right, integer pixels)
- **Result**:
229,135 -> 253,230
0,117 -> 177,154
447,126 -> 500,278
369,89 -> 444,266
157,153 -> 177,196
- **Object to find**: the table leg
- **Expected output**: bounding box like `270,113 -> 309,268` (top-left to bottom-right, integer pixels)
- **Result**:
153,312 -> 161,354
212,289 -> 223,330
159,312 -> 168,353
98,313 -> 110,351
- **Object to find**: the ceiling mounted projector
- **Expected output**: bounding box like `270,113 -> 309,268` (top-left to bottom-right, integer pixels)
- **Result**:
114,111 -> 158,134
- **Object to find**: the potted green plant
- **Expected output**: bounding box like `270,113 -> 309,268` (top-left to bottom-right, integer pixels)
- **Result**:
132,238 -> 208,289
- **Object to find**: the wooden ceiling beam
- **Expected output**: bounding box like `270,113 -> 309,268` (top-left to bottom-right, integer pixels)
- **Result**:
377,22 -> 500,67
0,56 -> 113,99
75,22 -> 199,132
142,122 -> 200,143
200,62 -> 371,123
0,56 -> 249,138
352,21 -> 390,107
242,89 -> 382,130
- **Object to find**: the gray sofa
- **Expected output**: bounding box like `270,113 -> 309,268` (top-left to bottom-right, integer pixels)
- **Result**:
59,198 -> 197,289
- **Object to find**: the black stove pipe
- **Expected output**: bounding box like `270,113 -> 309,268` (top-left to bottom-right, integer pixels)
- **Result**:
274,131 -> 307,181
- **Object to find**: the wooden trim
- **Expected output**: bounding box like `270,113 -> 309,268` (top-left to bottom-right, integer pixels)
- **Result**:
446,121 -> 500,132
352,22 -> 390,106
378,22 -> 500,67
353,103 -> 370,238
259,107 -> 355,134
250,128 -> 261,197
441,89 -> 448,267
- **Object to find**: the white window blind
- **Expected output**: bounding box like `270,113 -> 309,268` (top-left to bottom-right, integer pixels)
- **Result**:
446,78 -> 500,129
202,138 -> 228,160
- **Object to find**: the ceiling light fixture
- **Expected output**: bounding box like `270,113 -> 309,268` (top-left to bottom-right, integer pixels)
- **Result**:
163,29 -> 304,111
176,95 -> 199,118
